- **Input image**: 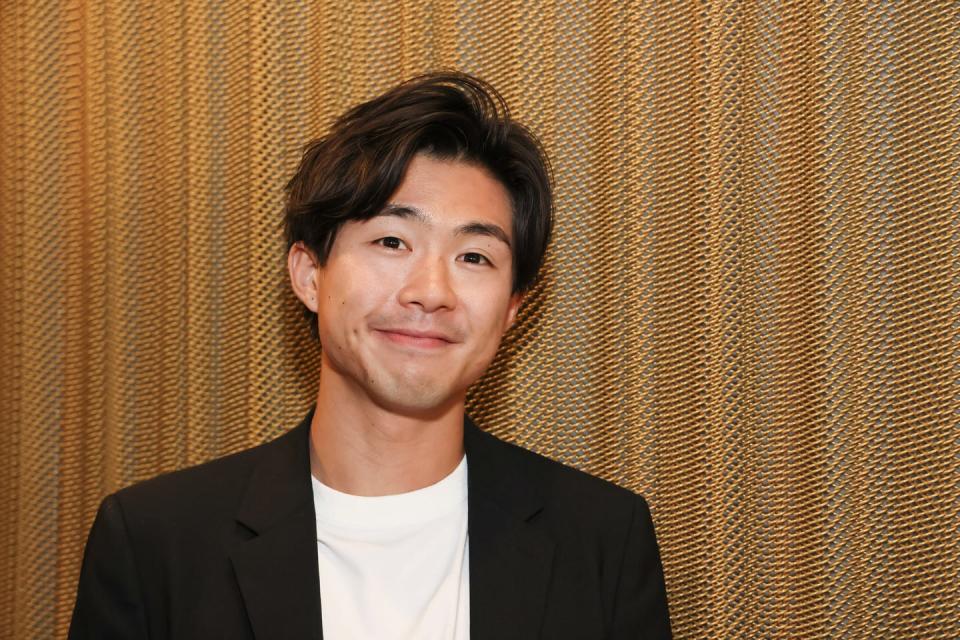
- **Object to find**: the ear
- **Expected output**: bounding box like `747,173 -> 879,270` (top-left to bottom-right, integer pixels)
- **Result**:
503,292 -> 523,332
288,242 -> 320,312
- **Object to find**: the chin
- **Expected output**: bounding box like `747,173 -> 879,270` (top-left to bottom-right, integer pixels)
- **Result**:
369,378 -> 462,418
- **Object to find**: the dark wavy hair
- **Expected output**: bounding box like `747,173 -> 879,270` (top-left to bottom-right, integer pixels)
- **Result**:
283,71 -> 554,338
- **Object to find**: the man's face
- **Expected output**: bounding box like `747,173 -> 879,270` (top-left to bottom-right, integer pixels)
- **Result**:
293,153 -> 522,416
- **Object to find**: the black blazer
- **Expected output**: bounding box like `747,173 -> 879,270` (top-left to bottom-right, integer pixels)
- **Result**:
69,409 -> 672,639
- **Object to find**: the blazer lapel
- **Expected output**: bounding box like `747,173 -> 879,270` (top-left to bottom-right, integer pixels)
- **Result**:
231,409 -> 323,640
465,416 -> 555,640
227,409 -> 556,640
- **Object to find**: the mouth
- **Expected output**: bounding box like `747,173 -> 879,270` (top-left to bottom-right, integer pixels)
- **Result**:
373,328 -> 457,349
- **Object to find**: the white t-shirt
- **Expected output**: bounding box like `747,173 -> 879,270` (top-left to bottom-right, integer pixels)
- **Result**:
311,455 -> 470,639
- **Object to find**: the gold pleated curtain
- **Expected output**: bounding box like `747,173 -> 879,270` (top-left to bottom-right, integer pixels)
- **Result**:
1,1 -> 957,638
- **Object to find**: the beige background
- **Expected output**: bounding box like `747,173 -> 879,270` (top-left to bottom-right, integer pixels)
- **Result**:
1,1 -> 958,638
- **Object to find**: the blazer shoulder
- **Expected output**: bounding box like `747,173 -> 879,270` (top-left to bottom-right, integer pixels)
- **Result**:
474,425 -> 642,523
110,424 -> 299,523
532,442 -> 641,520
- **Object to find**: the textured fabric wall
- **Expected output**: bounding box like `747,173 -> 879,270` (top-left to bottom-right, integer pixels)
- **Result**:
1,1 -> 957,638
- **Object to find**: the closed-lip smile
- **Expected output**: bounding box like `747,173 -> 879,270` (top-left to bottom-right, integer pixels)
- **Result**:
375,327 -> 456,347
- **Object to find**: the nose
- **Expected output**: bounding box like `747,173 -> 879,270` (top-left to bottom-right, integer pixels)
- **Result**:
397,255 -> 457,312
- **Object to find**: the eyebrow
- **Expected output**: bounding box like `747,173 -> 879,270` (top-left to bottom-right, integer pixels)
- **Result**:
378,203 -> 512,250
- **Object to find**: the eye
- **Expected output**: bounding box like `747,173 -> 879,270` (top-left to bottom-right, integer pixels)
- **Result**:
375,236 -> 406,250
461,252 -> 491,266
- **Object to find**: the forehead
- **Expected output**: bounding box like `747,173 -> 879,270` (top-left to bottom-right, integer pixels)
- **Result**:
387,154 -> 513,236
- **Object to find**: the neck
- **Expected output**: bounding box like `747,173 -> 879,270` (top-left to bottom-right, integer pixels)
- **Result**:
308,361 -> 466,497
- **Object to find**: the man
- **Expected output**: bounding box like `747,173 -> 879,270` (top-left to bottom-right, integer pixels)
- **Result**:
69,72 -> 672,639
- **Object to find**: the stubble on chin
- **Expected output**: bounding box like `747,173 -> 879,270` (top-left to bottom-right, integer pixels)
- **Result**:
322,343 -> 457,416
364,366 -> 463,417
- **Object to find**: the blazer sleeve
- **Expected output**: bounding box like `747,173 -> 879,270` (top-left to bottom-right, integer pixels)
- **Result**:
68,494 -> 150,640
610,494 -> 672,639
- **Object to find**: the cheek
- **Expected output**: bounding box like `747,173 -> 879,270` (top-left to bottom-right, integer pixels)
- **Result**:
318,259 -> 399,332
462,291 -> 514,351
